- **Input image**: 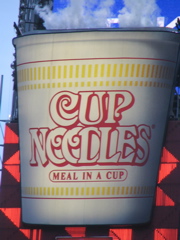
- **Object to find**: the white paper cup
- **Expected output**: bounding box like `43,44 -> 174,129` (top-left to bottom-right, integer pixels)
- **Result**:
13,28 -> 180,225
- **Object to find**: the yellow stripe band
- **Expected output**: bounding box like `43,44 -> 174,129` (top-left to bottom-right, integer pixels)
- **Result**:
22,185 -> 154,198
17,63 -> 174,91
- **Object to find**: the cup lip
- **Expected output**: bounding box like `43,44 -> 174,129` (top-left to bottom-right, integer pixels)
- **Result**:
19,27 -> 179,37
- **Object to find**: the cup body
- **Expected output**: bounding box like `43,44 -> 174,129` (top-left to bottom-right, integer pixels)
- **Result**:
14,29 -> 180,225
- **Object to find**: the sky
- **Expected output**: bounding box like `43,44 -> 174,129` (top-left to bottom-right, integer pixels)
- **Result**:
0,1 -> 19,171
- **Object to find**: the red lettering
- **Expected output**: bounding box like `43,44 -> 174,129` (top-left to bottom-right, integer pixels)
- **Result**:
49,90 -> 134,126
29,125 -> 151,167
29,90 -> 151,168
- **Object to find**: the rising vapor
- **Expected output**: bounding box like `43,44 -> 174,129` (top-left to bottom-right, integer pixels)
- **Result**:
35,0 -> 115,29
35,0 -> 161,29
118,0 -> 161,27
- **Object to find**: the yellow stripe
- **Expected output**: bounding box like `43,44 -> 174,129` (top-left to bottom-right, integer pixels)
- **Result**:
146,64 -> 150,78
70,65 -> 73,78
56,188 -> 59,196
81,188 -> 84,195
100,64 -> 105,77
42,67 -> 45,80
93,81 -> 97,87
155,65 -> 159,78
112,81 -> 115,86
131,64 -> 135,77
96,187 -> 100,195
43,187 -> 46,195
88,65 -> 92,78
38,67 -> 41,80
70,188 -> 74,196
22,185 -> 154,197
65,188 -> 69,195
47,66 -> 51,79
100,81 -> 103,86
19,63 -> 174,83
125,64 -> 129,77
86,187 -> 90,196
119,64 -> 123,77
129,81 -> 133,86
107,187 -> 111,195
47,187 -> 50,195
26,69 -> 28,81
52,66 -> 56,79
102,187 -> 105,195
144,81 -> 148,87
113,64 -> 117,77
23,69 -> 26,82
123,81 -> 127,86
141,64 -> 145,77
81,65 -> 85,78
63,65 -> 67,78
18,79 -> 171,91
112,187 -> 115,195
76,65 -> 79,78
30,68 -> 33,81
58,66 -> 61,79
22,69 -> 25,82
94,64 -> 98,77
136,64 -> 140,77
18,62 -> 173,92
159,65 -> 162,78
34,68 -> 37,80
151,65 -> 155,78
107,64 -> 111,77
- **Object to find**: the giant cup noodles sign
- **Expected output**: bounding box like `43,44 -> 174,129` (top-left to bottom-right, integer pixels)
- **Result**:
14,29 -> 180,225
30,90 -> 151,169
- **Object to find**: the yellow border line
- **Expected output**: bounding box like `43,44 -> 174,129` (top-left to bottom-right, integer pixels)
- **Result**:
18,80 -> 171,91
22,186 -> 154,197
17,63 -> 174,83
17,63 -> 174,91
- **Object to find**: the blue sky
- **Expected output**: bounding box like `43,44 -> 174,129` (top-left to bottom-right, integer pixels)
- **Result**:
0,1 -> 19,120
0,1 -> 19,171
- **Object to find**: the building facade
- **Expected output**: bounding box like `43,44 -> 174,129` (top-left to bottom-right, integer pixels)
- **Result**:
1,0 -> 180,239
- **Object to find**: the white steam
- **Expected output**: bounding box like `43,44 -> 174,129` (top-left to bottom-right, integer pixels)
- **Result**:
35,0 -> 115,29
35,0 -> 161,29
118,0 -> 161,27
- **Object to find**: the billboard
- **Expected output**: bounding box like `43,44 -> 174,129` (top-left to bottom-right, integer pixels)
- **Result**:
13,28 -> 180,225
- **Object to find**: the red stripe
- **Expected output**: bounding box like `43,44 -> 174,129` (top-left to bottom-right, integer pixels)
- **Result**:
17,57 -> 176,66
22,196 -> 153,200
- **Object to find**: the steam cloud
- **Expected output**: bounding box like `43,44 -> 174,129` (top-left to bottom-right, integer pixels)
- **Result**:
35,0 -> 161,29
35,0 -> 115,29
118,0 -> 161,27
